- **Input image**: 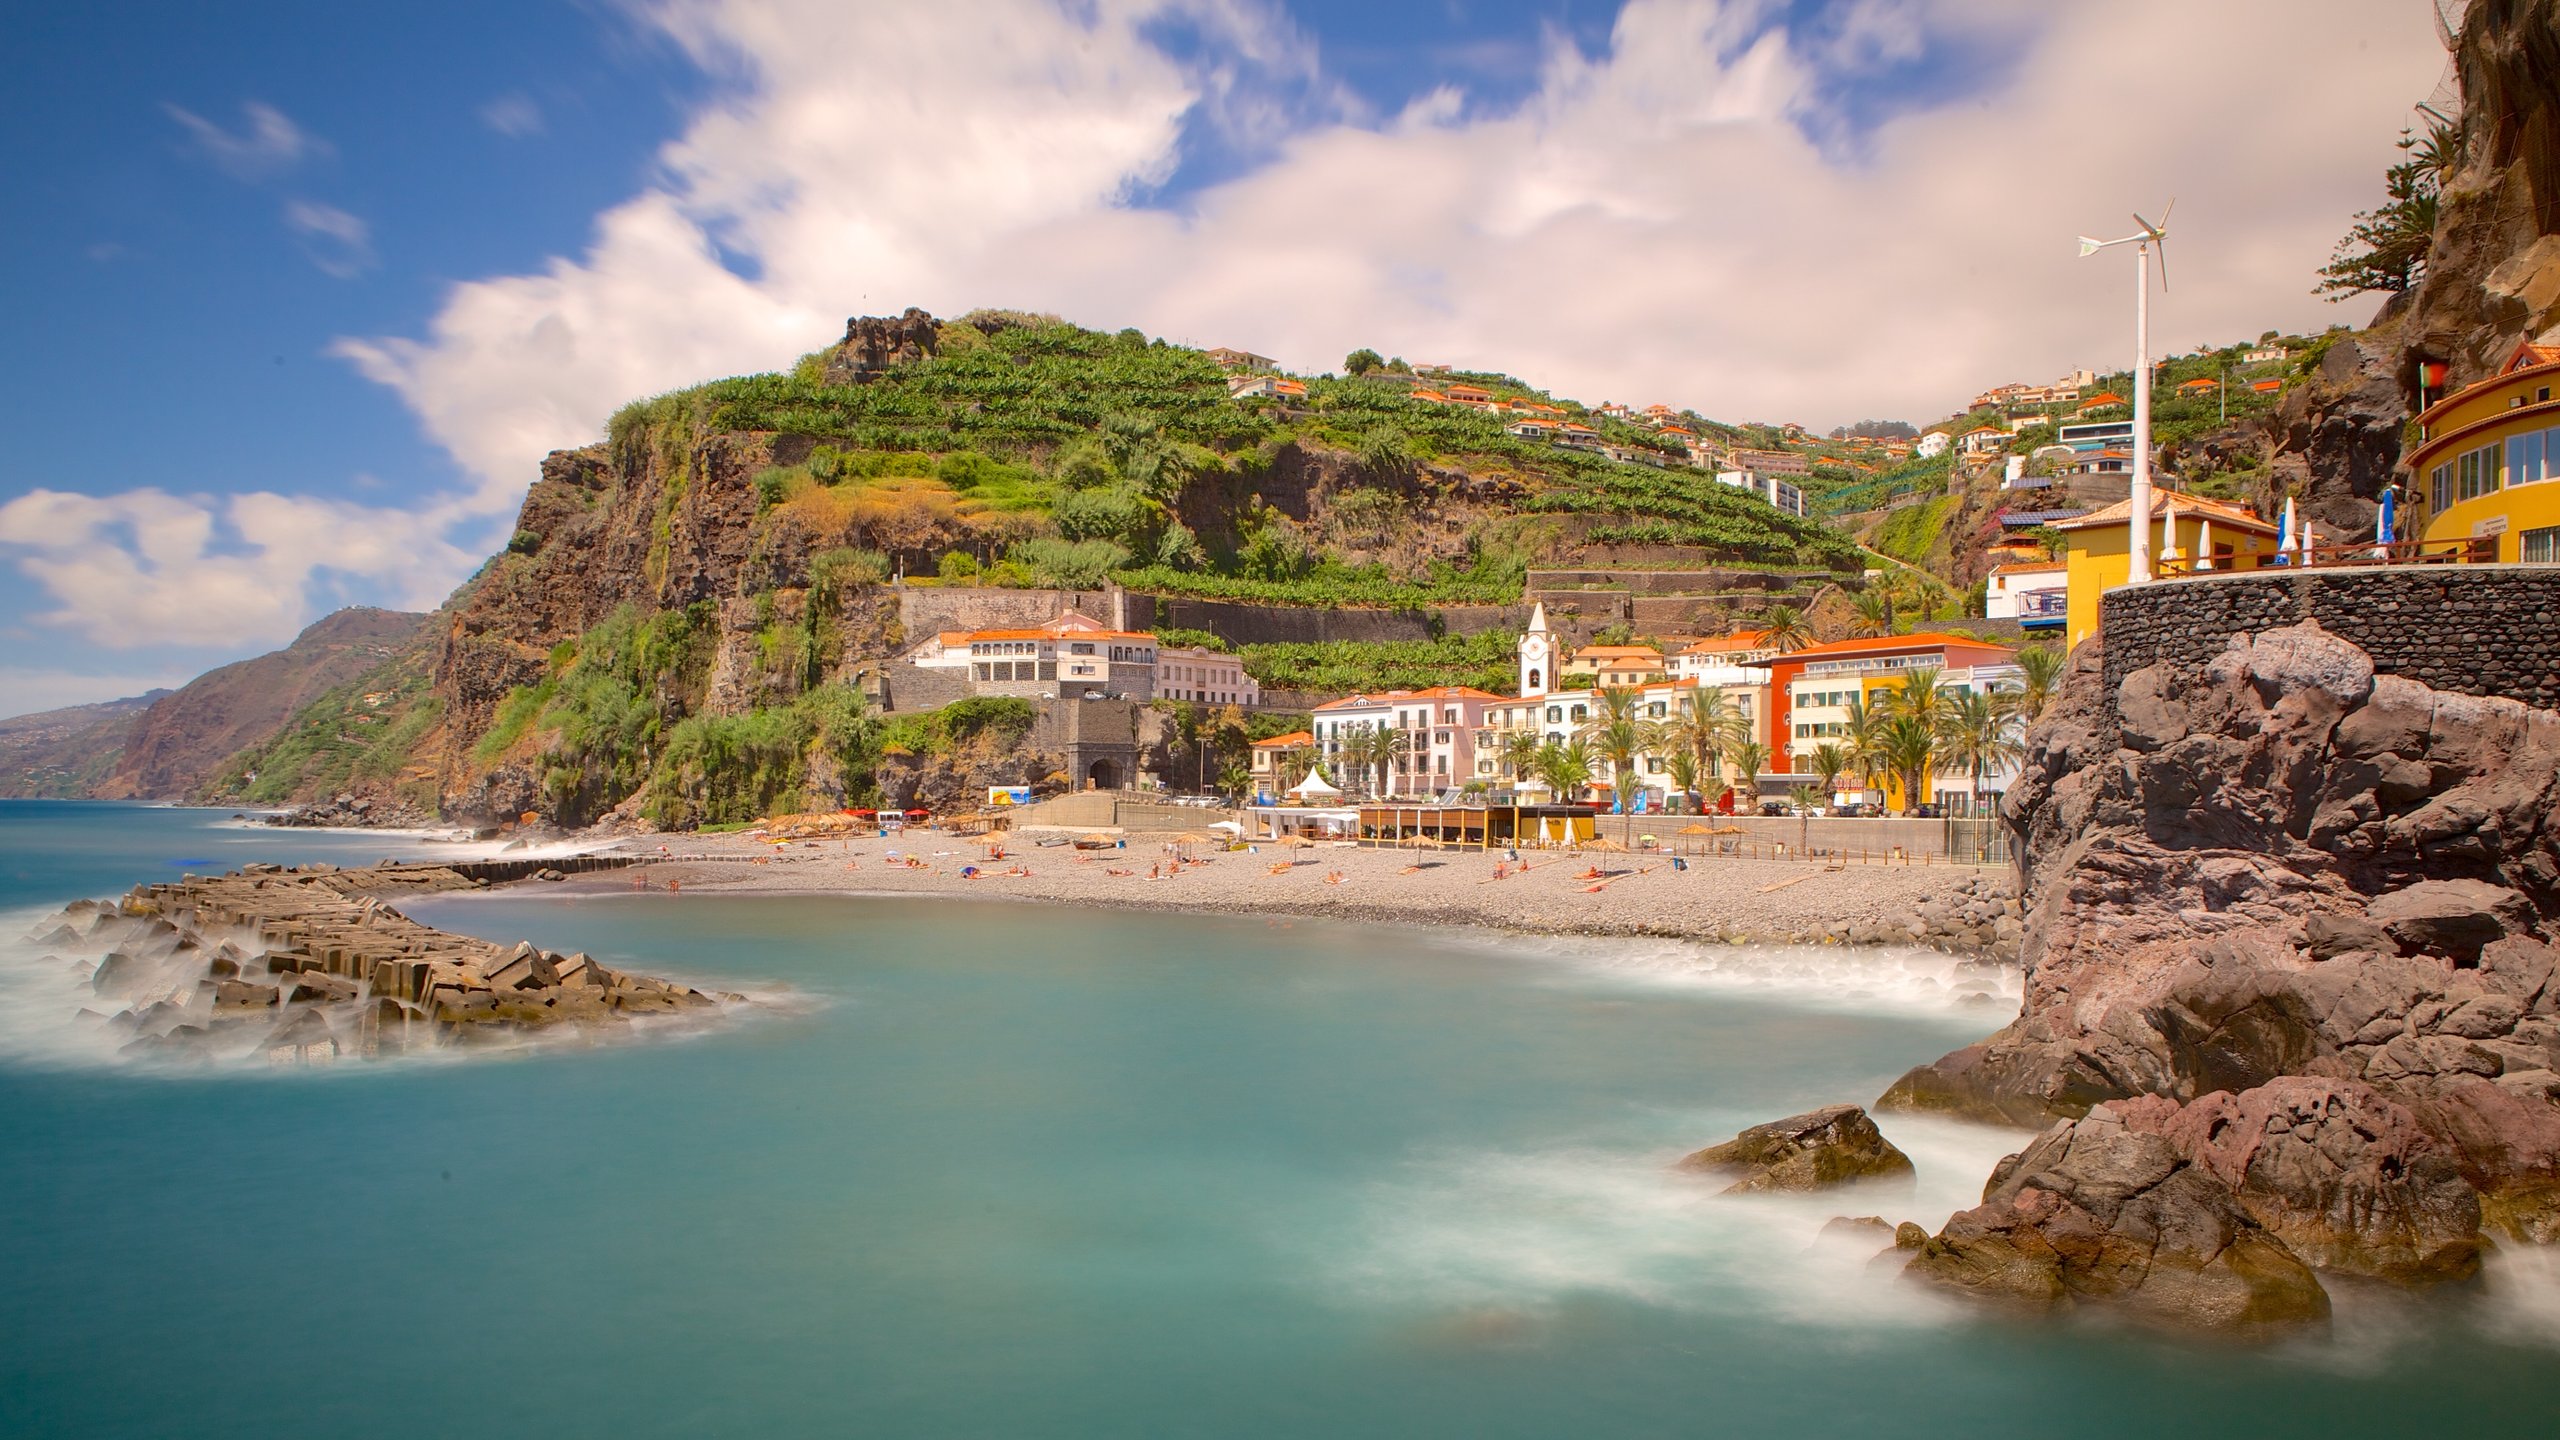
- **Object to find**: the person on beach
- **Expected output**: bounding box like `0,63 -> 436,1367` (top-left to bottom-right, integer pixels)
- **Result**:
962,865 -> 981,879
1323,870 -> 1346,886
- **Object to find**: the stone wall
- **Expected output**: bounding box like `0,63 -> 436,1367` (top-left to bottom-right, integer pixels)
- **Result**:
1142,597 -> 1522,644
2099,566 -> 2560,715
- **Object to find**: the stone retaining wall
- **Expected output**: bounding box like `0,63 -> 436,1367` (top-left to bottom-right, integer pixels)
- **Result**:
2099,566 -> 2560,715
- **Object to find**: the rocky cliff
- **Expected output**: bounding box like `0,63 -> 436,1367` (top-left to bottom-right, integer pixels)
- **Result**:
90,608 -> 429,803
0,693 -> 163,799
2250,0 -> 2560,534
1878,622 -> 2560,1328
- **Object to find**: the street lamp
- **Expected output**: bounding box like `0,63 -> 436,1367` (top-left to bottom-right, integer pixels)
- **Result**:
2080,200 -> 2174,583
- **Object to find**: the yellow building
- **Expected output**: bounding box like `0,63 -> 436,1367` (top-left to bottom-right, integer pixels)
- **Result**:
2409,341 -> 2560,564
2050,489 -> 2279,649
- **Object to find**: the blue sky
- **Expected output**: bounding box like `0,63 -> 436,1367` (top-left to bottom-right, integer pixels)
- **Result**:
0,1 -> 2440,715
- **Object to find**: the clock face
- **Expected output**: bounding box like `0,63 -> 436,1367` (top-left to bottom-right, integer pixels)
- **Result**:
1524,637 -> 1547,658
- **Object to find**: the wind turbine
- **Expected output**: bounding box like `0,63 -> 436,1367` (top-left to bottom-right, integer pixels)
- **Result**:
2080,200 -> 2173,583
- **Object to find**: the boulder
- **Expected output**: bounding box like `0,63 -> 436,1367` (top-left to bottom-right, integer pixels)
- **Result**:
2368,880 -> 2537,964
1678,1105 -> 1915,1194
1906,1106 -> 2330,1337
2123,1081 -> 2483,1283
2303,911 -> 2396,961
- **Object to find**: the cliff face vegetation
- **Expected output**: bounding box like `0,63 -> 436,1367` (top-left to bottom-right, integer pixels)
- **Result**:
404,309 -> 1862,827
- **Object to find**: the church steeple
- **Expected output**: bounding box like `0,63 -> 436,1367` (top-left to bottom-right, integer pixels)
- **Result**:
1519,601 -> 1553,698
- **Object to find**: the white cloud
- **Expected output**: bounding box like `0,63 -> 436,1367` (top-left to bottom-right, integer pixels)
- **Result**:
480,93 -> 545,138
27,0 -> 2442,661
164,100 -> 328,179
0,488 -> 474,650
336,0 -> 2442,498
0,668 -> 195,721
283,200 -> 376,278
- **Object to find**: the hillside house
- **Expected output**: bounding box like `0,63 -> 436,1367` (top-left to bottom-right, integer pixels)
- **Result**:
1983,561 -> 2067,629
1563,644 -> 1667,687
1916,432 -> 1953,459
2070,392 -> 2127,419
1156,646 -> 1260,706
1958,426 -> 2008,455
907,612 -> 1164,701
1731,448 -> 1809,475
1506,418 -> 1557,440
1445,384 -> 1492,403
2243,345 -> 2287,364
1716,470 -> 1809,517
1205,347 -> 1274,371
2177,378 -> 2218,395
1248,730 -> 1313,793
1228,375 -> 1307,402
2251,378 -> 2283,394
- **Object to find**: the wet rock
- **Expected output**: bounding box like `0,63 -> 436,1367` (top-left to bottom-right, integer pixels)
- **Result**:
261,1008 -> 338,1063
2123,1080 -> 2484,1283
284,972 -> 360,1005
1820,1215 -> 1894,1243
1906,1106 -> 2330,1337
1679,1104 -> 1915,1194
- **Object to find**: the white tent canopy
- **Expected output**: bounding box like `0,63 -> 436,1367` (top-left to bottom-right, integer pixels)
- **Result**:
1290,767 -> 1343,798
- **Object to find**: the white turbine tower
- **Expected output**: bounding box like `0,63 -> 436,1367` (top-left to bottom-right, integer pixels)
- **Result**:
2080,201 -> 2173,582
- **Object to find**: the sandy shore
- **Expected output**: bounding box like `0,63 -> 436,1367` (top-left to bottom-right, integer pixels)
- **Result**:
571,830 -> 2020,952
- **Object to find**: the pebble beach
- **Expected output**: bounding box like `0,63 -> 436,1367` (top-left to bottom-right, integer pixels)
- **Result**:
579,829 -> 2024,955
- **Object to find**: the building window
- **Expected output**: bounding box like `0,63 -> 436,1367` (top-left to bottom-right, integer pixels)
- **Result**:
2509,427 -> 2560,489
2459,443 -> 2501,501
2525,526 -> 2559,564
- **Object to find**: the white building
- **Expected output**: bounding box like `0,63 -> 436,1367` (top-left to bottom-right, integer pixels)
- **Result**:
1156,646 -> 1259,706
1715,469 -> 1809,517
1984,562 -> 2067,630
1916,431 -> 1953,459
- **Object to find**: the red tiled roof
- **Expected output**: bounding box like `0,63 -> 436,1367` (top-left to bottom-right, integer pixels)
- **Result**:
1252,730 -> 1314,749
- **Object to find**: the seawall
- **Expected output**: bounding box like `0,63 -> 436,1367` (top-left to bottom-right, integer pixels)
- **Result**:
2099,565 -> 2560,715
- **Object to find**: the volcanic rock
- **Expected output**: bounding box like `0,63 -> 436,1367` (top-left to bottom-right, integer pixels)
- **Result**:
1906,1105 -> 2331,1336
2119,1079 -> 2483,1283
1679,1105 -> 1914,1193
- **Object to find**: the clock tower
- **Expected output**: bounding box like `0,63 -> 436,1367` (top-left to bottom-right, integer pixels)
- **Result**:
1519,601 -> 1553,698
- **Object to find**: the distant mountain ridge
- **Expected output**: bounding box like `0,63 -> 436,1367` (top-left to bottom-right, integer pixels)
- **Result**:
0,692 -> 165,799
90,607 -> 431,802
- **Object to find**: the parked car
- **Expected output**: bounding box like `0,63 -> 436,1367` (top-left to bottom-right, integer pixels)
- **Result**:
1757,801 -> 1788,817
1828,802 -> 1870,818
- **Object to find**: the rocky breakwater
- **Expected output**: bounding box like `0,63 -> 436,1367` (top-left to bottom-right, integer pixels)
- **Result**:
24,859 -> 739,1065
1876,622 -> 2560,1331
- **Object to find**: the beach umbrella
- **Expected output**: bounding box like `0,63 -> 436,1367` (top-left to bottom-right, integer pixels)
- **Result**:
1678,823 -> 1716,835
2377,486 -> 2397,546
1208,820 -> 1243,833
2274,496 -> 2294,565
1290,768 -> 1343,798
2196,517 -> 2215,570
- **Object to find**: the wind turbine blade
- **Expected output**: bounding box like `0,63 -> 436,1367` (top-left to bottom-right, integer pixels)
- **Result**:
2158,196 -> 2174,228
2078,236 -> 2106,257
2155,238 -> 2170,291
2133,212 -> 2155,235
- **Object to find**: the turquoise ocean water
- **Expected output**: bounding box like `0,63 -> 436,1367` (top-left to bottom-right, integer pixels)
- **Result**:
5,800 -> 2560,1436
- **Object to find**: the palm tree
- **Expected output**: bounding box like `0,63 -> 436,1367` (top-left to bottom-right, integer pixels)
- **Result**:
1217,761 -> 1254,805
1755,602 -> 1814,653
1664,688 -> 1746,782
1849,589 -> 1896,637
2014,645 -> 2066,721
1533,737 -> 1594,805
1877,713 -> 1938,815
1808,742 -> 1849,805
1277,744 -> 1317,790
1664,748 -> 1702,811
1933,689 -> 2025,816
1842,697 -> 1888,806
1337,726 -> 1382,799
1500,729 -> 1541,794
1370,725 -> 1411,799
1723,739 -> 1770,813
1583,688 -> 1649,842
1882,665 -> 1951,732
